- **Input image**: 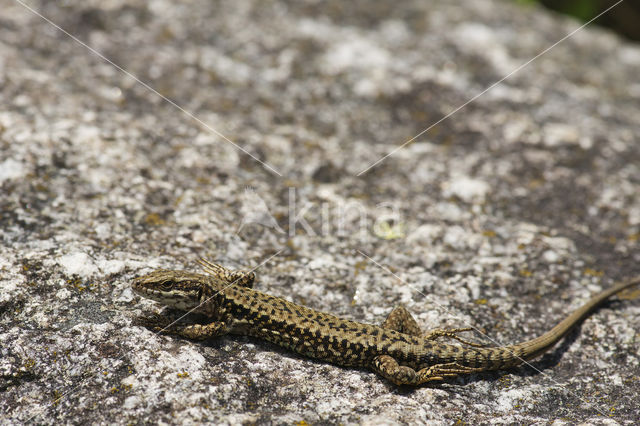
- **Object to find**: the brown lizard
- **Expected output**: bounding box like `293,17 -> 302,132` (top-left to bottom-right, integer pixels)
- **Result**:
132,259 -> 639,385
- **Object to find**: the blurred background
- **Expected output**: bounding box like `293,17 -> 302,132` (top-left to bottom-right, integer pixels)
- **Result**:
518,0 -> 640,41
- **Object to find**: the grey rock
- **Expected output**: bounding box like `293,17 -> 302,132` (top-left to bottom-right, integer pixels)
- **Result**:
1,0 -> 639,424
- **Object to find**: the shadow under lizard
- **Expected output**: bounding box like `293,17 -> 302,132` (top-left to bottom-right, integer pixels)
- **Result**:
132,259 -> 639,386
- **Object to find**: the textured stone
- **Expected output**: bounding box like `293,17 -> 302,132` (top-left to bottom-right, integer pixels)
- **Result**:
1,0 -> 639,424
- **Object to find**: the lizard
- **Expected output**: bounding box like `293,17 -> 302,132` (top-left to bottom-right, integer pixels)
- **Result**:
132,259 -> 639,386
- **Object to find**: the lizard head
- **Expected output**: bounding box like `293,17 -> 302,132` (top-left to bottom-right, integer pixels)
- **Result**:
132,270 -> 206,311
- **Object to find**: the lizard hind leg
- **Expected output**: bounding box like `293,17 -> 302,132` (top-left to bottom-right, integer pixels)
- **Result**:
197,258 -> 256,288
372,355 -> 423,385
372,355 -> 485,385
423,327 -> 487,348
415,362 -> 485,384
381,307 -> 486,348
380,306 -> 423,336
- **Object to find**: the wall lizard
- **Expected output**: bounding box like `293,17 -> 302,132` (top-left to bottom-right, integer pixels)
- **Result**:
132,259 -> 639,385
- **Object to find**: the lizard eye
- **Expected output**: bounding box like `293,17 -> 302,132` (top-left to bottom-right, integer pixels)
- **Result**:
160,281 -> 174,291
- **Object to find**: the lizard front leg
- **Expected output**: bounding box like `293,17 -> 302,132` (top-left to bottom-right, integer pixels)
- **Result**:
197,258 -> 256,288
172,321 -> 232,340
137,314 -> 232,340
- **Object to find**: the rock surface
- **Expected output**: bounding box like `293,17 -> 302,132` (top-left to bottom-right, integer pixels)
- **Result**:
1,0 -> 639,424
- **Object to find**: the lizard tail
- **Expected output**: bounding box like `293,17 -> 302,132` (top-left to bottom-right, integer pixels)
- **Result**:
493,276 -> 640,368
